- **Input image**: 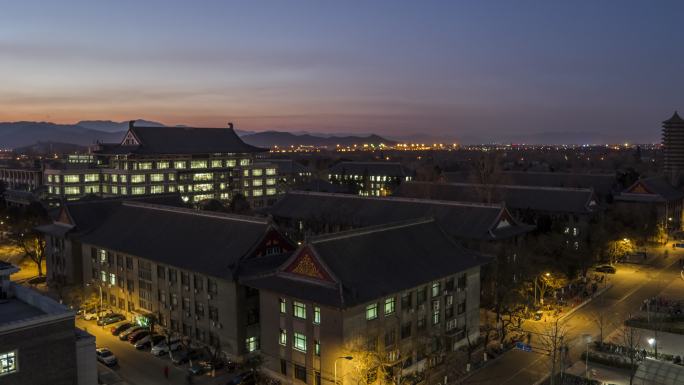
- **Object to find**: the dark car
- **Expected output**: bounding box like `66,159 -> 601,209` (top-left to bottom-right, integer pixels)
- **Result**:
110,322 -> 133,336
134,334 -> 165,350
227,371 -> 256,385
128,330 -> 150,344
188,362 -> 204,376
595,265 -> 616,274
98,313 -> 125,326
171,349 -> 203,365
119,326 -> 143,341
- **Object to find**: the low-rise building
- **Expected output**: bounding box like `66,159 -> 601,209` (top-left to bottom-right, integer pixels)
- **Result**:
615,176 -> 684,231
328,162 -> 412,196
0,262 -> 96,385
242,219 -> 488,385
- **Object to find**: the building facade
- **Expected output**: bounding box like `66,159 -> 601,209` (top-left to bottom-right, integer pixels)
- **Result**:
328,162 -> 412,196
0,262 -> 96,385
43,122 -> 279,207
243,219 -> 486,385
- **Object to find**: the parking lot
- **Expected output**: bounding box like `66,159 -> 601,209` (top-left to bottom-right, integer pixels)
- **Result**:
77,317 -> 234,385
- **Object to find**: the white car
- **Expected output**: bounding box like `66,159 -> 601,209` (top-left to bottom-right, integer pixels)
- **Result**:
96,348 -> 117,366
83,309 -> 110,321
151,339 -> 182,356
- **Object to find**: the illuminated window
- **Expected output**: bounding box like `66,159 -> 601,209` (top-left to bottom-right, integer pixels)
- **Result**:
84,185 -> 99,194
120,186 -> 127,195
366,303 -> 378,320
193,194 -> 213,202
193,173 -> 212,181
194,183 -> 213,192
431,282 -> 441,297
150,173 -> 164,182
84,174 -> 99,182
54,175 -> 60,183
313,306 -> 320,324
120,175 -> 127,183
385,297 -> 395,315
168,173 -> 176,181
101,270 -> 107,283
432,300 -> 440,325
240,159 -> 250,166
138,162 -> 152,170
227,159 -> 236,167
243,169 -> 250,177
266,168 -> 276,176
279,298 -> 287,313
174,161 -> 186,169
111,174 -> 118,182
245,336 -> 259,352
191,160 -> 207,169
211,160 -> 223,168
266,188 -> 277,196
266,178 -> 276,186
315,340 -> 320,356
0,350 -> 18,375
131,174 -> 145,183
252,169 -> 263,176
253,189 -> 263,197
63,175 -> 80,183
168,185 -> 176,192
252,179 -> 263,186
293,333 -> 307,352
47,175 -> 53,182
243,180 -> 250,187
111,186 -> 119,194
131,186 -> 145,195
279,329 -> 287,345
64,186 -> 80,195
110,273 -> 116,286
55,186 -> 60,194
157,161 -> 170,169
293,301 -> 306,319
150,185 -> 164,194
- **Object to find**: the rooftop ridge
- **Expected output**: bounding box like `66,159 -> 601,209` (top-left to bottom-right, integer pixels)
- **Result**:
498,170 -> 616,177
288,190 -> 504,209
122,201 -> 269,224
334,161 -> 402,165
309,217 -> 435,243
408,181 -> 595,194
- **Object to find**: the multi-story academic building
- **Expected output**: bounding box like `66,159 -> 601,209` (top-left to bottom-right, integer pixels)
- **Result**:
43,122 -> 280,207
40,200 -> 296,359
242,219 -> 487,385
328,162 -> 412,196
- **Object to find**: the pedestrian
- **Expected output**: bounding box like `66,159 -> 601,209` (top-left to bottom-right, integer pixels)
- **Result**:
164,365 -> 169,379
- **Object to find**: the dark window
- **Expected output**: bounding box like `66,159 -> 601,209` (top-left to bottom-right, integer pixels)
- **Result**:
195,302 -> 205,317
401,322 -> 412,339
417,316 -> 426,331
117,275 -> 124,288
245,286 -> 258,298
280,359 -> 287,375
90,247 -> 97,262
116,254 -> 123,268
91,268 -> 98,280
126,280 -> 134,293
209,306 -> 219,322
125,256 -> 133,270
183,297 -> 190,310
458,274 -> 467,289
157,266 -> 166,280
181,272 -> 189,286
168,269 -> 177,283
445,277 -> 455,292
194,275 -> 203,291
417,287 -> 427,305
247,307 -> 259,325
384,329 -> 396,347
401,291 -> 412,311
457,301 -> 466,315
315,371 -> 321,385
366,335 -> 377,351
208,279 -> 218,294
294,364 -> 307,382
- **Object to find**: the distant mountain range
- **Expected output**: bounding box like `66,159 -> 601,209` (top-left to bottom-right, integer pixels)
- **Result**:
0,120 -> 395,150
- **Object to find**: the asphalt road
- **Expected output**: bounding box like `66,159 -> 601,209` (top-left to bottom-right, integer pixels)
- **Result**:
77,318 -> 230,385
462,248 -> 683,385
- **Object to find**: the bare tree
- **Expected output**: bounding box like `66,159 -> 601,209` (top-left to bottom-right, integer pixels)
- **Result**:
591,309 -> 608,345
15,233 -> 46,277
537,320 -> 570,385
619,324 -> 642,385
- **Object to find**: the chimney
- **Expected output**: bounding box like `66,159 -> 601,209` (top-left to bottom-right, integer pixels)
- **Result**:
228,122 -> 234,130
129,120 -> 136,130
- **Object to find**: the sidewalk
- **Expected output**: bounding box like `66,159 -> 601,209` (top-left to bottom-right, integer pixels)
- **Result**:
565,361 -> 631,385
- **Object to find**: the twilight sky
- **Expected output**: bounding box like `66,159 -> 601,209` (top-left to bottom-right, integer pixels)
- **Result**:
1,1 -> 683,143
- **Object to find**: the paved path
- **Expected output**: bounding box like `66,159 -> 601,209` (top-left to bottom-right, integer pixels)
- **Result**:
462,248 -> 684,385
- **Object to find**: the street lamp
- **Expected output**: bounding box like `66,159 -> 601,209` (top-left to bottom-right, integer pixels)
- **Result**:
334,356 -> 353,385
648,338 -> 657,358
534,272 -> 551,306
582,334 -> 592,379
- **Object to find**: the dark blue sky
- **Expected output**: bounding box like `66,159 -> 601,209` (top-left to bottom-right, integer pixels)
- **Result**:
1,1 -> 682,143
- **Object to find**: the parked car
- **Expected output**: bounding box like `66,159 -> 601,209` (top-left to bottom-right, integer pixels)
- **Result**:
595,265 -> 616,274
128,330 -> 151,344
151,339 -> 182,356
226,371 -> 256,385
83,309 -> 110,321
135,334 -> 165,350
188,362 -> 205,376
97,313 -> 125,326
96,348 -> 117,367
119,326 -> 144,341
533,310 -> 543,321
171,349 -> 203,365
110,322 -> 134,336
